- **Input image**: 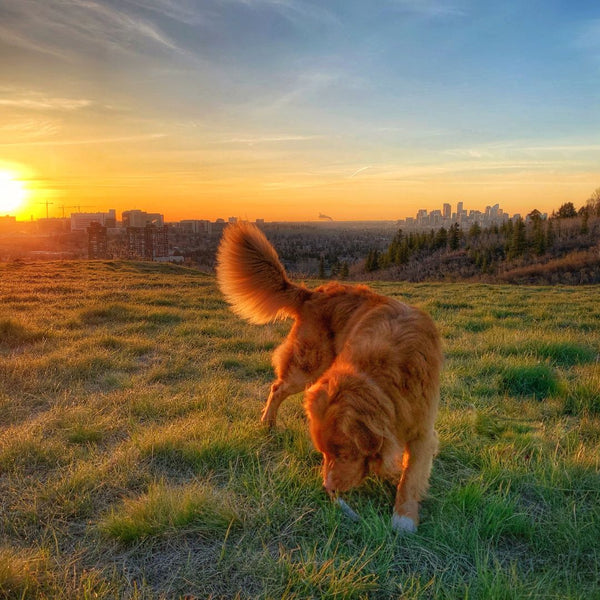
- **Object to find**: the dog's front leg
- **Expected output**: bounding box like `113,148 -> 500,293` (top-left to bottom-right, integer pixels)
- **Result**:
391,431 -> 438,533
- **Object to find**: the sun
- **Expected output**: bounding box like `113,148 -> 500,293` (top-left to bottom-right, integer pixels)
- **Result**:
0,171 -> 27,215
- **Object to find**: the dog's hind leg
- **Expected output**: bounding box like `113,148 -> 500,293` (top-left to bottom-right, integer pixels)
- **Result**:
391,430 -> 438,533
261,377 -> 306,427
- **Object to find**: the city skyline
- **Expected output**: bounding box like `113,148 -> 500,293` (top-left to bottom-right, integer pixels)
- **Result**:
1,2 -> 599,221
2,198 -> 535,229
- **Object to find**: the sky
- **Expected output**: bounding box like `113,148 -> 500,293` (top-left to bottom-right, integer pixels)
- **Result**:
1,0 -> 599,222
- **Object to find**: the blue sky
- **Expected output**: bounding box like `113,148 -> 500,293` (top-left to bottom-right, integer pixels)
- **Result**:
1,0 -> 599,220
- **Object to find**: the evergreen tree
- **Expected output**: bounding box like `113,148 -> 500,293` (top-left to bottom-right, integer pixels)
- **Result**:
398,240 -> 410,264
449,223 -> 461,250
318,255 -> 325,278
533,220 -> 546,256
581,210 -> 589,235
546,219 -> 555,249
365,249 -> 381,272
434,227 -> 448,250
555,202 -> 577,218
507,218 -> 526,260
468,222 -> 482,239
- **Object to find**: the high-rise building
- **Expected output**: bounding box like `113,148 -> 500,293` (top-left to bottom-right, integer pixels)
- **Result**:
179,220 -> 212,234
87,222 -> 109,259
443,203 -> 451,219
127,224 -> 169,260
71,209 -> 116,231
122,210 -> 163,228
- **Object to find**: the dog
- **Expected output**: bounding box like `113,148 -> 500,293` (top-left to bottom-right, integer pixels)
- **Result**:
216,222 -> 442,532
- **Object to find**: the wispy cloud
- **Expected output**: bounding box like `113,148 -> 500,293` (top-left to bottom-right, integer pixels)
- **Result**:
0,133 -> 167,147
349,165 -> 371,178
444,141 -> 600,160
75,0 -> 180,51
225,0 -> 340,27
0,93 -> 92,112
217,134 -> 322,145
0,0 -> 182,61
389,0 -> 466,18
0,119 -> 61,139
124,0 -> 206,25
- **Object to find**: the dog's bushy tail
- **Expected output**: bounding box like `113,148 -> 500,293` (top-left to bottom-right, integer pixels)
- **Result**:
216,222 -> 309,324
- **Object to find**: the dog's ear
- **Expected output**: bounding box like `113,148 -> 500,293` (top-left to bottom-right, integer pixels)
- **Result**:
343,415 -> 384,457
305,384 -> 329,423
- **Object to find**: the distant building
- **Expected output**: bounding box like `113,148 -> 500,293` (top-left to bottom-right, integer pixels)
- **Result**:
430,209 -> 442,226
122,209 -> 163,228
404,200 -> 513,231
127,224 -> 169,260
71,209 -> 116,231
38,218 -> 70,233
416,209 -> 428,225
179,219 -> 212,234
87,222 -> 109,259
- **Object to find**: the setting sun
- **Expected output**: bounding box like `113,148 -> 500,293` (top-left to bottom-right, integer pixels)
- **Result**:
0,172 -> 27,215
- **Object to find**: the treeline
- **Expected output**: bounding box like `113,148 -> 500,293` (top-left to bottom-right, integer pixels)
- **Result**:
361,192 -> 600,284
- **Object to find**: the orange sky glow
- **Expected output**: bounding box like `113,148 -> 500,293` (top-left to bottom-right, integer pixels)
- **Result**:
1,2 -> 599,223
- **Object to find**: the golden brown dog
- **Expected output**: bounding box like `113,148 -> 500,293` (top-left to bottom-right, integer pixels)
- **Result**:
216,222 -> 442,532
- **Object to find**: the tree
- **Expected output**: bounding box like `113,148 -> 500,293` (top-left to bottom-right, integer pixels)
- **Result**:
546,218 -> 555,249
365,249 -> 380,272
555,202 -> 577,219
468,222 -> 482,239
587,187 -> 600,217
318,255 -> 325,279
507,217 -> 526,260
581,209 -> 589,235
434,227 -> 447,250
532,220 -> 546,256
449,223 -> 461,250
527,208 -> 543,222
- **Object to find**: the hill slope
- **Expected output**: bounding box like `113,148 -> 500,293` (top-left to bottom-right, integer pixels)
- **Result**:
1,261 -> 599,599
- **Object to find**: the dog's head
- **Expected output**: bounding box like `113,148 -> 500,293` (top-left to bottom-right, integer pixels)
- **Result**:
305,368 -> 400,494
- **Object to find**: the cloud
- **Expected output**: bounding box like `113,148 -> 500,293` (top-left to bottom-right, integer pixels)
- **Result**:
0,133 -> 167,147
389,0 -> 466,18
349,165 -> 371,178
0,0 -> 182,61
217,134 -> 322,145
444,141 -> 600,160
224,0 -> 340,27
0,93 -> 92,111
123,0 -> 206,25
0,118 -> 61,140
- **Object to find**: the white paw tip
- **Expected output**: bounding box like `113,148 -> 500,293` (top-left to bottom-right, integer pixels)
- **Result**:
392,514 -> 417,534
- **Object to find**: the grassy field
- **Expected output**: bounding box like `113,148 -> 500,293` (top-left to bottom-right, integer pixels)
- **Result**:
1,260 -> 599,599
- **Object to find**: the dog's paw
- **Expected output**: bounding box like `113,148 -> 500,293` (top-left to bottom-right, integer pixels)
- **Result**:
391,514 -> 417,534
260,411 -> 276,428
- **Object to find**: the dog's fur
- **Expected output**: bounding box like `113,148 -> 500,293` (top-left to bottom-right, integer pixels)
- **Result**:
216,222 -> 442,532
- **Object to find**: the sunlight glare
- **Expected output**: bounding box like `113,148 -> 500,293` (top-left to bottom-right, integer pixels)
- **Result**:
0,171 -> 27,215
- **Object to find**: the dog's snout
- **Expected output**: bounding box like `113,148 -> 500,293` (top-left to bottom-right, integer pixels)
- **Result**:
323,464 -> 336,494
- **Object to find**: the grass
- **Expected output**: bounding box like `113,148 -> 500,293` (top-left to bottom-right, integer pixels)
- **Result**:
0,260 -> 599,598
